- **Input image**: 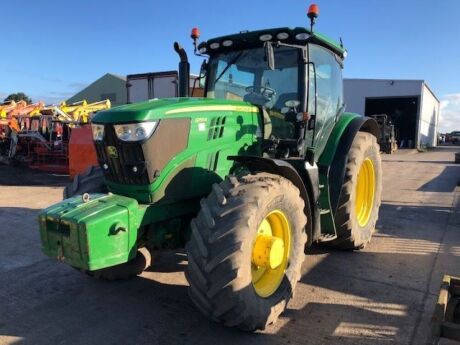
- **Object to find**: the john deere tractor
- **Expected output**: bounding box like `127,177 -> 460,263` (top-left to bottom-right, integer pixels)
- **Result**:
39,6 -> 382,331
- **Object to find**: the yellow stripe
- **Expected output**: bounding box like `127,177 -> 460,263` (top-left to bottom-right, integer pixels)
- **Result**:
165,105 -> 257,115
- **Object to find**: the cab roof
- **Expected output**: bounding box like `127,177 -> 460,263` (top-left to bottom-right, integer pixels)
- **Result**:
202,26 -> 346,59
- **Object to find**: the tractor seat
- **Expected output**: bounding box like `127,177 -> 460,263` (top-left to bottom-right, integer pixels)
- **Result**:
261,108 -> 295,140
274,92 -> 298,111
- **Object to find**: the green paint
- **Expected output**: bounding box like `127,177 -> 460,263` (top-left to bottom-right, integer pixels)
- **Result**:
318,113 -> 359,166
93,98 -> 257,124
41,98 -> 260,270
39,194 -> 146,270
317,112 -> 360,236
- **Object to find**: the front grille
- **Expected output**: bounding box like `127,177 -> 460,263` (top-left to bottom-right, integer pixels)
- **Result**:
95,125 -> 150,185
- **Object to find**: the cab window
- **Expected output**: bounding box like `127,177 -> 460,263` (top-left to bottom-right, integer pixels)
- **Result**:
308,44 -> 343,150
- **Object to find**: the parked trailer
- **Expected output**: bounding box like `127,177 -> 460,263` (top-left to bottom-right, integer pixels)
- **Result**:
126,71 -> 179,104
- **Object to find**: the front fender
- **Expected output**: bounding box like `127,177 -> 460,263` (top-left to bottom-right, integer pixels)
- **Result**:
228,155 -> 318,246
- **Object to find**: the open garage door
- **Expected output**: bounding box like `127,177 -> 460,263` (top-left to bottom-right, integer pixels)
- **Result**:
365,97 -> 418,148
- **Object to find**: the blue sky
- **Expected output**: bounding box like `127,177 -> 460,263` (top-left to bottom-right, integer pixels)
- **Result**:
1,0 -> 459,131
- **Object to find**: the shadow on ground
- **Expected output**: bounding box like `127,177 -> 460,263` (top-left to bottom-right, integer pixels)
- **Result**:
0,164 -> 69,187
417,165 -> 460,192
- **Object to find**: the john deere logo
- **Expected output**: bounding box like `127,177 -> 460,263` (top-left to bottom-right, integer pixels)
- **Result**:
106,146 -> 118,159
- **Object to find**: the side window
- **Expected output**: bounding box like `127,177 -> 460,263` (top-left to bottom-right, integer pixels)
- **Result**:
308,44 -> 343,153
210,60 -> 254,101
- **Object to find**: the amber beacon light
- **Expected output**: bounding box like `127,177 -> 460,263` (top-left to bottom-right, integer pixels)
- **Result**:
191,27 -> 201,54
191,27 -> 200,40
307,4 -> 319,32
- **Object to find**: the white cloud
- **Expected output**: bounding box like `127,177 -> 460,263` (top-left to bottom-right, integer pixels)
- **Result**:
439,93 -> 460,133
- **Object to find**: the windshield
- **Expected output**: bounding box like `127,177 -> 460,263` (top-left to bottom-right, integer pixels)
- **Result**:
206,46 -> 300,113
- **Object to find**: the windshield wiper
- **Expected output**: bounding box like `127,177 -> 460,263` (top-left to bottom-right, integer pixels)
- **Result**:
214,50 -> 246,84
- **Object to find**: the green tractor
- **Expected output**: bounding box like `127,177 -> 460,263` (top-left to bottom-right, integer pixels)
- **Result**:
39,5 -> 382,331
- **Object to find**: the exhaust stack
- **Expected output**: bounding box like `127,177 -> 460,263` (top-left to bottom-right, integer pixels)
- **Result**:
174,42 -> 190,98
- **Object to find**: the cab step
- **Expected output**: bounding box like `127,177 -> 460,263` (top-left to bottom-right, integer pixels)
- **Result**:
318,233 -> 337,242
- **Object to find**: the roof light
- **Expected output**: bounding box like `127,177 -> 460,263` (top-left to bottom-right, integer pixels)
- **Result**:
343,50 -> 348,59
209,42 -> 220,49
191,27 -> 200,40
307,4 -> 319,19
259,34 -> 273,42
222,40 -> 233,47
199,46 -> 207,54
276,32 -> 289,40
295,33 -> 310,40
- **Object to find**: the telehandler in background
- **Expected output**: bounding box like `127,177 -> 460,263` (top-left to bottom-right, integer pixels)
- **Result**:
39,4 -> 382,331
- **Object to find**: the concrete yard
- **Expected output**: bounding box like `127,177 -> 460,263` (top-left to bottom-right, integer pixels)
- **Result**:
0,147 -> 459,345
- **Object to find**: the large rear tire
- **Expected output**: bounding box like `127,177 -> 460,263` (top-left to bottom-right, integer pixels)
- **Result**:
330,132 -> 382,249
185,173 -> 308,331
63,165 -> 107,199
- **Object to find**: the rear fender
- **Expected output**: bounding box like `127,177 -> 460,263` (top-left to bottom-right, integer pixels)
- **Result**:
319,114 -> 379,215
228,155 -> 318,246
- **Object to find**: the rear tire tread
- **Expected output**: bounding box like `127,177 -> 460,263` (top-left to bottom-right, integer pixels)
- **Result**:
329,132 -> 382,250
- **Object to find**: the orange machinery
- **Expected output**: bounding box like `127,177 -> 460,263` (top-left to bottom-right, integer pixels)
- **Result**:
0,100 -> 27,118
2,98 -> 110,177
19,100 -> 110,176
8,101 -> 44,117
68,125 -> 98,178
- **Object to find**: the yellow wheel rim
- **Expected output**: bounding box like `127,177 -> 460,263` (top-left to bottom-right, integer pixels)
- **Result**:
355,158 -> 376,227
251,210 -> 291,298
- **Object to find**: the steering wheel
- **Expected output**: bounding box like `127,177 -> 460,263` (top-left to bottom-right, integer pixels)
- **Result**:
245,86 -> 276,101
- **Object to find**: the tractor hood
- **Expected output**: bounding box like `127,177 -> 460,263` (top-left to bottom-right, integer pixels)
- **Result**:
92,98 -> 258,123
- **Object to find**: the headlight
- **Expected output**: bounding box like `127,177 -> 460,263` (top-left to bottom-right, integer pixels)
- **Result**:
295,33 -> 310,41
114,121 -> 158,142
91,124 -> 104,141
259,34 -> 273,42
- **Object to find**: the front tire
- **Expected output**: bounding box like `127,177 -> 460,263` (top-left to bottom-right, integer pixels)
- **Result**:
330,132 -> 382,249
185,173 -> 308,331
76,247 -> 151,281
64,165 -> 107,199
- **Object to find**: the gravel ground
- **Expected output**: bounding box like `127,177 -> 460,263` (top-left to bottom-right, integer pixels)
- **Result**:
0,146 -> 459,345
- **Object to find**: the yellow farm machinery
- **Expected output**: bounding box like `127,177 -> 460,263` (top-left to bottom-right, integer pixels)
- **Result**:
0,99 -> 111,175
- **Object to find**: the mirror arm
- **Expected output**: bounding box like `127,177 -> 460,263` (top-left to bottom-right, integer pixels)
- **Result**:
264,41 -> 275,70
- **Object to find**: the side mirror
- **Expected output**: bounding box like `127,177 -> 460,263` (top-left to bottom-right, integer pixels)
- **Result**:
307,115 -> 316,130
199,60 -> 207,88
264,42 -> 275,70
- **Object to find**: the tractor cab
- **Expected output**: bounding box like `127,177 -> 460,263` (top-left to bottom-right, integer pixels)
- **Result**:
195,25 -> 346,160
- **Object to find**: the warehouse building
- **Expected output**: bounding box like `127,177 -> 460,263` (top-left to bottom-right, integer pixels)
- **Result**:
68,72 -> 202,106
67,73 -> 127,106
344,79 -> 440,148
